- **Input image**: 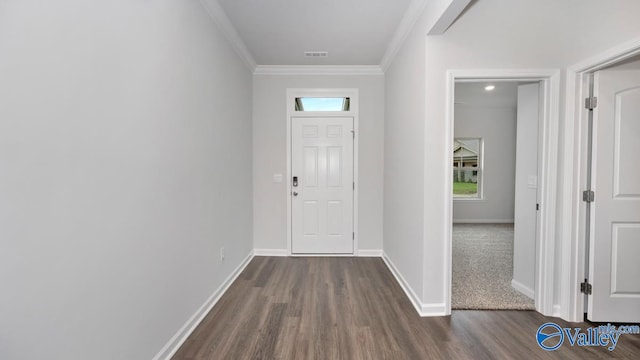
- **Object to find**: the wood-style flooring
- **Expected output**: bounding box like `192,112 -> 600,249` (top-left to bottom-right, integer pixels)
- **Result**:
173,257 -> 640,359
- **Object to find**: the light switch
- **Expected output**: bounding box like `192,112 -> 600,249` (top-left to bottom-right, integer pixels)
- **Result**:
273,173 -> 283,183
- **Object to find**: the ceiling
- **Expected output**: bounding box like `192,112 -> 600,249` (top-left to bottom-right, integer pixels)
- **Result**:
455,82 -> 520,108
215,0 -> 413,66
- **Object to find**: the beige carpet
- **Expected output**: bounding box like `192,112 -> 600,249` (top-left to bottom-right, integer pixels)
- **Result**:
452,223 -> 535,310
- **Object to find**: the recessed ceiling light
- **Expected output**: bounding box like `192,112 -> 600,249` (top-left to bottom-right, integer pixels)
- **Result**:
485,85 -> 495,91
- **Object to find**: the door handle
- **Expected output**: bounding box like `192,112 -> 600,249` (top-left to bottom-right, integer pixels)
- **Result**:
293,192 -> 298,196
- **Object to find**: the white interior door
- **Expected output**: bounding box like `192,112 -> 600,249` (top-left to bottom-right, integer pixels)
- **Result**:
291,117 -> 354,254
588,69 -> 640,322
512,82 -> 540,299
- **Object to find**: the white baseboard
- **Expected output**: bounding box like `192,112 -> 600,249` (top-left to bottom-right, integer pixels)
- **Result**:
552,304 -> 562,318
253,249 -> 383,257
511,279 -> 535,299
290,253 -> 354,257
382,252 -> 446,317
453,219 -> 514,224
153,251 -> 254,360
253,248 -> 288,256
357,249 -> 383,257
421,303 -> 447,316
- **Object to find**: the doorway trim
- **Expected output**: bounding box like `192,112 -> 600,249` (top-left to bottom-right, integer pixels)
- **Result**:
560,37 -> 640,322
444,69 -> 560,316
286,88 -> 359,256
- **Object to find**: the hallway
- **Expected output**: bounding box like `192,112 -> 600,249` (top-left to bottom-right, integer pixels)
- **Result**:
172,257 -> 638,359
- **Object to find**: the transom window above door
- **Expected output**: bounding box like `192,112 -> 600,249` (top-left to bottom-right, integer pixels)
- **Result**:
294,97 -> 350,111
453,138 -> 483,199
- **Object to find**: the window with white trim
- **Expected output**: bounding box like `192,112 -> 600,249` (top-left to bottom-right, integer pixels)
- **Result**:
294,97 -> 350,111
453,138 -> 483,198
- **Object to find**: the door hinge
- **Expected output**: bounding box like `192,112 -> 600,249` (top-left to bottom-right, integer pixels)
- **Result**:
351,130 -> 355,139
585,96 -> 598,110
352,232 -> 355,240
353,182 -> 355,190
582,190 -> 595,203
580,279 -> 592,295
536,203 -> 540,211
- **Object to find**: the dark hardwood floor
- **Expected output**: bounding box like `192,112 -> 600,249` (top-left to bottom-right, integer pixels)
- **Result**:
173,257 -> 640,359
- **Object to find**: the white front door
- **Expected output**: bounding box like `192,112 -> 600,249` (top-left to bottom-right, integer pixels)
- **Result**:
291,117 -> 354,254
588,69 -> 640,322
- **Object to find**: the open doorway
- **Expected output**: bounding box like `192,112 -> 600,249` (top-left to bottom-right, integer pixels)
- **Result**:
451,80 -> 541,310
445,69 -> 559,316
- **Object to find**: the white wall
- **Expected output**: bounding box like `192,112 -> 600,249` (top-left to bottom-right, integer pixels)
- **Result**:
252,74 -> 384,253
453,105 -> 517,223
0,1 -> 253,359
385,0 -> 640,314
423,0 -> 640,313
383,11 -> 428,308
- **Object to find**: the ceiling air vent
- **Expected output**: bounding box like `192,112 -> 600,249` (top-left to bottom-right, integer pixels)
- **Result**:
304,51 -> 328,58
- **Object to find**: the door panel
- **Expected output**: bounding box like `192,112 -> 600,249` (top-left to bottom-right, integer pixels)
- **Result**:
513,82 -> 540,298
292,117 -> 354,254
303,201 -> 319,236
327,201 -> 343,236
611,224 -> 640,294
303,147 -> 319,187
588,69 -> 640,322
613,88 -> 640,197
327,147 -> 343,188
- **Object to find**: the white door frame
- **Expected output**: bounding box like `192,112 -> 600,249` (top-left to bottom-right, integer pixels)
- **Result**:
444,69 -> 561,316
559,37 -> 640,322
286,88 -> 359,256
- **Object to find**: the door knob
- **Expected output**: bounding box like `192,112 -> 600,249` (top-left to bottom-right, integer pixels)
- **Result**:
293,192 -> 298,196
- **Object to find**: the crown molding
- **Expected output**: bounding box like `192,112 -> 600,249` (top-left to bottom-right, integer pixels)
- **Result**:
254,65 -> 384,76
198,0 -> 256,72
379,0 -> 428,72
